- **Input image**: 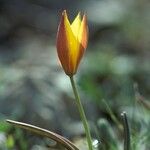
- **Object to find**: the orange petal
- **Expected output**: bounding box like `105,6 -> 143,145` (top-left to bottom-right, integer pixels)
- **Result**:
56,10 -> 79,75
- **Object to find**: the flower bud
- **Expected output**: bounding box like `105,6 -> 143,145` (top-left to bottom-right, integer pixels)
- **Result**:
56,10 -> 88,76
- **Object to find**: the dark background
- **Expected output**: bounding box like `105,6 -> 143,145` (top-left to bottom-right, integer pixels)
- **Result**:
0,0 -> 149,149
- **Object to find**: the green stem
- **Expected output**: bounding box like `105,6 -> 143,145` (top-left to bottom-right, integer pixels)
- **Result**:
69,76 -> 93,150
121,112 -> 130,150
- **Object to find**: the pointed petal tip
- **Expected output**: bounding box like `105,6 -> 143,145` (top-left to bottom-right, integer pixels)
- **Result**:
82,14 -> 87,20
81,14 -> 87,26
77,11 -> 81,17
74,12 -> 81,21
61,10 -> 69,24
62,10 -> 67,17
62,10 -> 67,13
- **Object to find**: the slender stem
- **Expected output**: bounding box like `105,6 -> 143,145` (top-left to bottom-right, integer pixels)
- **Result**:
69,76 -> 93,150
121,112 -> 130,150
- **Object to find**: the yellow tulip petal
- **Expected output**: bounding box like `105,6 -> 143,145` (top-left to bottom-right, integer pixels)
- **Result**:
71,13 -> 81,39
78,14 -> 88,49
74,14 -> 88,69
63,11 -> 80,74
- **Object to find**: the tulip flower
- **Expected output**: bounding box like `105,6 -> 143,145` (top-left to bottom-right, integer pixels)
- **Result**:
56,10 -> 88,76
56,11 -> 93,150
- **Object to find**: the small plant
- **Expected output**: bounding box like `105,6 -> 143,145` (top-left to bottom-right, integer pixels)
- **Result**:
6,10 -> 134,150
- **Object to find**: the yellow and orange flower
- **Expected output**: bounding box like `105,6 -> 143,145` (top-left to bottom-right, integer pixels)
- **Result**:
56,10 -> 88,76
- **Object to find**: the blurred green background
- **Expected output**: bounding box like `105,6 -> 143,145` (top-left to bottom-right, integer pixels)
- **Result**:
0,0 -> 149,149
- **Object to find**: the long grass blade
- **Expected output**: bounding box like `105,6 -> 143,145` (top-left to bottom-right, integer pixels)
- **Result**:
6,119 -> 79,150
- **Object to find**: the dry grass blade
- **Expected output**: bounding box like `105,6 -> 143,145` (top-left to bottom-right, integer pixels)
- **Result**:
6,119 -> 79,150
134,83 -> 150,110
